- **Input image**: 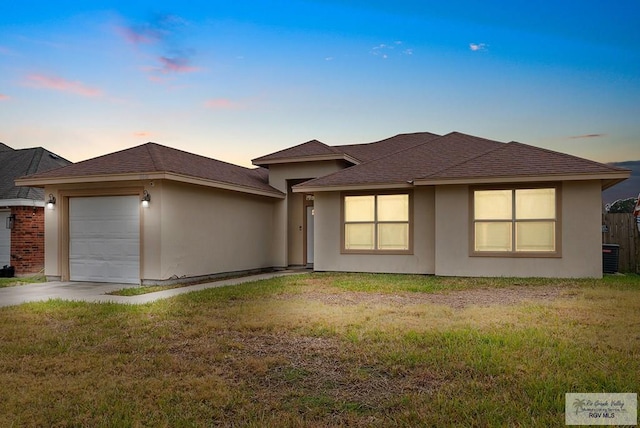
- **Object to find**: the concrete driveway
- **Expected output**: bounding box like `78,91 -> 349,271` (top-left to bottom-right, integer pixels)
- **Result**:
0,270 -> 306,308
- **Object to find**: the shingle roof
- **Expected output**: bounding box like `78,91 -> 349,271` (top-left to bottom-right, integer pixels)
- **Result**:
337,132 -> 441,163
252,140 -> 342,165
296,132 -> 503,188
252,132 -> 442,166
22,143 -> 282,197
295,132 -> 630,190
421,141 -> 627,181
0,145 -> 71,201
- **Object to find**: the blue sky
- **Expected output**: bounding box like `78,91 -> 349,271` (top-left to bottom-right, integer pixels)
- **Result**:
1,0 -> 639,167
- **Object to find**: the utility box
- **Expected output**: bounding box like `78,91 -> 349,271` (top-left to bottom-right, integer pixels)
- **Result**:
602,244 -> 620,274
0,265 -> 15,278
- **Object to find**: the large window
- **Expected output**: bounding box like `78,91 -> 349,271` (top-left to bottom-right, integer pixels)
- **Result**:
343,193 -> 411,253
472,186 -> 560,255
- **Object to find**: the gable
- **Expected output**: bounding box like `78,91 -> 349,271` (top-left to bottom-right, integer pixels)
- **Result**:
252,140 -> 358,167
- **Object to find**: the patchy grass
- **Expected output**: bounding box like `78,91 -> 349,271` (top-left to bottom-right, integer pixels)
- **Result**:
108,272 -> 275,296
0,274 -> 46,288
108,282 -> 192,296
0,273 -> 638,427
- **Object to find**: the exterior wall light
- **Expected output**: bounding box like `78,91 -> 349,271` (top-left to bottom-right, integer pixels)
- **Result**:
46,194 -> 56,209
141,190 -> 151,208
6,214 -> 15,229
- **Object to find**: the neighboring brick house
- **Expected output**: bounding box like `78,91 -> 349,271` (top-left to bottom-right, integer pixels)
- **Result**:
0,143 -> 71,275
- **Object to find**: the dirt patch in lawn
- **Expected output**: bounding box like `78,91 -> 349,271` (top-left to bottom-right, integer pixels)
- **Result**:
221,332 -> 438,411
296,285 -> 579,309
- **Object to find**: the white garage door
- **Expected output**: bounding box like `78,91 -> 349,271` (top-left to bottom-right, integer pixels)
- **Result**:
69,196 -> 140,284
0,211 -> 11,267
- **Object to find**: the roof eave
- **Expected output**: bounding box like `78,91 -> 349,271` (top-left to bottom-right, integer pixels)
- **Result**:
292,182 -> 414,193
413,172 -> 631,188
164,172 -> 284,198
252,153 -> 360,167
16,172 -> 285,199
0,198 -> 45,207
15,172 -> 168,187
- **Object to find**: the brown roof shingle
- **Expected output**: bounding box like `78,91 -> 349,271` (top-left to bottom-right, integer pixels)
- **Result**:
422,141 -> 628,181
252,132 -> 442,166
23,143 -> 282,196
296,132 -> 504,188
252,140 -> 341,165
337,132 -> 441,163
295,132 -> 630,190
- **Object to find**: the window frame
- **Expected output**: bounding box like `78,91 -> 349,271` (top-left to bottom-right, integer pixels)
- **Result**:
341,191 -> 413,255
469,183 -> 562,258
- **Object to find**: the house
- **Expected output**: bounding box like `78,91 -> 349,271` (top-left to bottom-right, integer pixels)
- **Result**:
16,132 -> 630,283
1,142 -> 71,275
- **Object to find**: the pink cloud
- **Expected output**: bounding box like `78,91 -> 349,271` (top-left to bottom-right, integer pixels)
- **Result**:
0,94 -> 10,101
117,25 -> 159,45
24,74 -> 103,97
146,74 -> 168,83
204,98 -> 245,110
116,14 -> 185,45
133,131 -> 153,138
158,56 -> 199,74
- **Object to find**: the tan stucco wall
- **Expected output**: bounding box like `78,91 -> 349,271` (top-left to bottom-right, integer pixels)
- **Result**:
313,187 -> 436,274
43,193 -> 60,278
267,161 -> 348,267
43,180 -> 276,282
433,181 -> 603,278
157,181 -> 275,280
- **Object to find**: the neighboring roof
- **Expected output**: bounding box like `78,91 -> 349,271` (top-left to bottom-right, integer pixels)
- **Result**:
252,139 -> 359,167
17,143 -> 284,198
294,132 -> 630,191
0,144 -> 71,202
602,160 -> 640,204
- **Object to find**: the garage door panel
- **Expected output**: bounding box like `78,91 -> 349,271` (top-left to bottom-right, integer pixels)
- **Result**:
69,196 -> 140,284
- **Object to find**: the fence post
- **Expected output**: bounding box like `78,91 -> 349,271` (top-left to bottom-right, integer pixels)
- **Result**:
635,216 -> 640,273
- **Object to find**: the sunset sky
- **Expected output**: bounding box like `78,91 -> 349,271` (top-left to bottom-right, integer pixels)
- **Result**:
1,0 -> 639,167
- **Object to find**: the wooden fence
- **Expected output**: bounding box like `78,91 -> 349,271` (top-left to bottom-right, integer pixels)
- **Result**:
602,213 -> 640,273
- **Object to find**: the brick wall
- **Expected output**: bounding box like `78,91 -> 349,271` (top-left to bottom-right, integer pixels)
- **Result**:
10,206 -> 45,275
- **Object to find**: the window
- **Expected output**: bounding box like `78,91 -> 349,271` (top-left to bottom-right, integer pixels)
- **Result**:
343,193 -> 411,253
472,186 -> 560,255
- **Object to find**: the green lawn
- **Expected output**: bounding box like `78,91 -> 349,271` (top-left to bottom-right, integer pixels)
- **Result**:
0,274 -> 46,288
0,273 -> 638,427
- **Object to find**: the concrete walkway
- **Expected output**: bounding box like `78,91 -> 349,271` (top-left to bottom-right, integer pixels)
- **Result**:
0,270 -> 307,308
